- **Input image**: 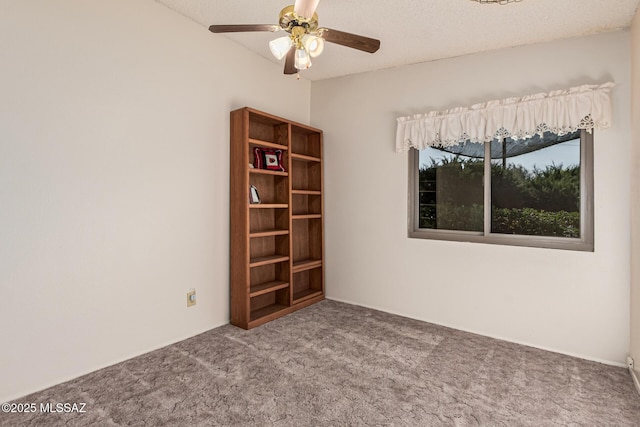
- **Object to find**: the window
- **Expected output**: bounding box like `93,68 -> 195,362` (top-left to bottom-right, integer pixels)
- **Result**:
399,82 -> 610,251
409,130 -> 594,251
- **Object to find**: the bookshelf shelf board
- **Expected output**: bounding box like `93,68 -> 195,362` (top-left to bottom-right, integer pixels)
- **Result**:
249,304 -> 288,323
291,190 -> 322,196
292,214 -> 322,220
250,281 -> 290,298
249,230 -> 289,238
291,153 -> 321,162
292,258 -> 323,272
293,289 -> 323,304
250,255 -> 290,268
250,169 -> 288,177
248,138 -> 288,151
250,204 -> 288,209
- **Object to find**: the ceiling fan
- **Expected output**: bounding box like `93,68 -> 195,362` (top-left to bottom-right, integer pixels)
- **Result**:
209,0 -> 381,75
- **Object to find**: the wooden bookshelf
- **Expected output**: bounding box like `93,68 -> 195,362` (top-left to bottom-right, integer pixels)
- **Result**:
230,107 -> 324,329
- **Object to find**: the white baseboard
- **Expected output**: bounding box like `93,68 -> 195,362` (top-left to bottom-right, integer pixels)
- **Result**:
630,366 -> 640,396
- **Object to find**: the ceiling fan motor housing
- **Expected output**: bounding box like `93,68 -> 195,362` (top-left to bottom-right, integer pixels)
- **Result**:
279,5 -> 319,34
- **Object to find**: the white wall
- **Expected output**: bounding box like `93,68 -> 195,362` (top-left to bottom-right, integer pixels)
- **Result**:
312,31 -> 631,365
0,0 -> 310,402
630,7 -> 640,382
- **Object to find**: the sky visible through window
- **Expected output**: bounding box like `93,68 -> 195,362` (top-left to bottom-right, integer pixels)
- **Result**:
419,138 -> 580,171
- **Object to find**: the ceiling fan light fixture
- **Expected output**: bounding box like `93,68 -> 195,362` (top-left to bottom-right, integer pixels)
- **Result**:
302,34 -> 324,58
294,48 -> 312,70
269,36 -> 293,60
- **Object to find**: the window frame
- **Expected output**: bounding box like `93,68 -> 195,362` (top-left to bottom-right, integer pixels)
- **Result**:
408,130 -> 594,251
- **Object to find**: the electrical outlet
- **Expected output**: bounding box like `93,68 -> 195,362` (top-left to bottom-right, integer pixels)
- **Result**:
187,289 -> 196,307
627,356 -> 634,370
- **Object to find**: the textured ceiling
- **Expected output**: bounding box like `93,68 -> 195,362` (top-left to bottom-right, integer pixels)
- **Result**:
155,0 -> 640,81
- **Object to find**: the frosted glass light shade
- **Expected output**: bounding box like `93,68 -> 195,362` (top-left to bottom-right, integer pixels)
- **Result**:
294,48 -> 311,70
302,34 -> 324,58
269,36 -> 293,60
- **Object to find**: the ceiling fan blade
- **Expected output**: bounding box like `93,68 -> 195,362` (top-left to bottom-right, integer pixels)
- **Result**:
284,47 -> 297,74
318,28 -> 380,53
208,24 -> 279,33
294,0 -> 321,19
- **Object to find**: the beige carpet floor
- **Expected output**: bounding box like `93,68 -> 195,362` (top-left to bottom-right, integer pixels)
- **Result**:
2,299 -> 639,426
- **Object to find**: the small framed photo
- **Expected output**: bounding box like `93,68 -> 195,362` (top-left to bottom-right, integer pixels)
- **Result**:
249,184 -> 261,204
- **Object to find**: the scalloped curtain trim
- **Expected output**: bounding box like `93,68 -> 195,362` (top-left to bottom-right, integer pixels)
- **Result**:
395,82 -> 614,153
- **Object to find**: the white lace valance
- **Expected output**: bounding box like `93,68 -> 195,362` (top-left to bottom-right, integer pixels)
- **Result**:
395,82 -> 614,153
